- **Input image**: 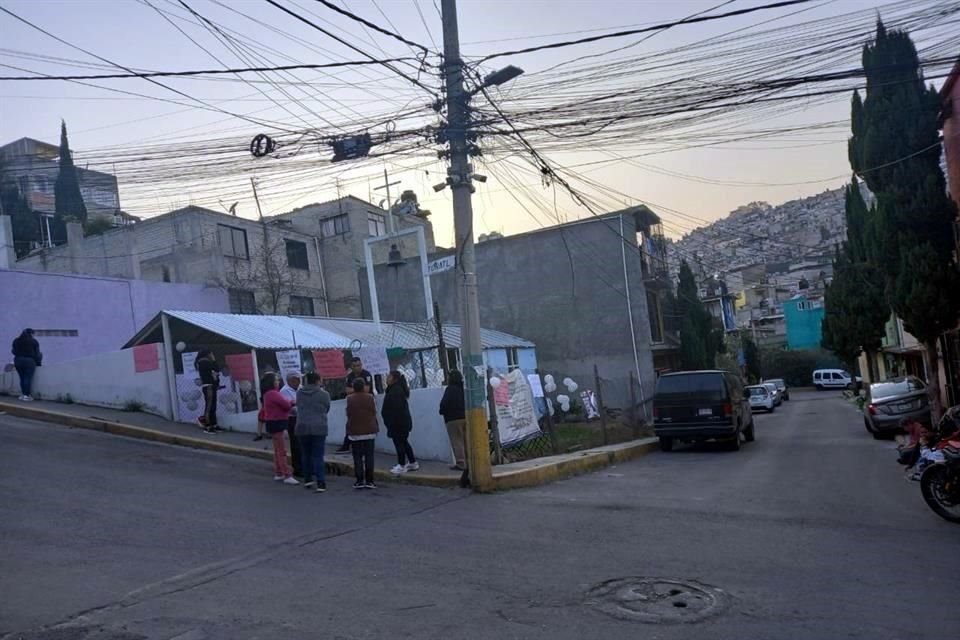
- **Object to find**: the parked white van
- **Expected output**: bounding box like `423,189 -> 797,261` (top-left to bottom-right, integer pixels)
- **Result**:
813,369 -> 857,390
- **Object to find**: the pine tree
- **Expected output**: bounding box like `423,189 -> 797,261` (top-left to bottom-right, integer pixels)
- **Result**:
54,120 -> 87,223
849,21 -> 960,419
677,260 -> 720,370
820,179 -> 888,377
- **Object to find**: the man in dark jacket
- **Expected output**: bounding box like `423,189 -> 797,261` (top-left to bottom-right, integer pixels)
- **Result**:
11,328 -> 41,401
335,357 -> 374,454
195,350 -> 221,434
440,369 -> 467,470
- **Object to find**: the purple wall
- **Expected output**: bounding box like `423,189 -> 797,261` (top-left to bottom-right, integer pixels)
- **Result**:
1,269 -> 228,363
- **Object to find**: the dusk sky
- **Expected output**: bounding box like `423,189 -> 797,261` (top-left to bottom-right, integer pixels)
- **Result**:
2,0 -> 956,245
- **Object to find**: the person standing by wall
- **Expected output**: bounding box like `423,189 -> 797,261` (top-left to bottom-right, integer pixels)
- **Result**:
296,372 -> 331,493
280,372 -> 302,477
345,378 -> 379,489
335,357 -> 374,454
382,370 -> 419,476
262,373 -> 299,485
195,350 -> 221,435
440,369 -> 467,471
11,328 -> 41,402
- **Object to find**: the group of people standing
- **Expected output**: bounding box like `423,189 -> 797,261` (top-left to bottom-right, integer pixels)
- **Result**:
233,356 -> 429,492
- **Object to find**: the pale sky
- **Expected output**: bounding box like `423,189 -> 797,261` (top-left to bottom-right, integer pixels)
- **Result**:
2,0 -> 956,246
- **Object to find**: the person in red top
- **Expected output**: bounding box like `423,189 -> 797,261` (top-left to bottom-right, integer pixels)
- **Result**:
261,372 -> 299,485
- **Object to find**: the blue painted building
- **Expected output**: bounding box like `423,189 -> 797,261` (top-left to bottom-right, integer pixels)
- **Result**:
783,294 -> 825,350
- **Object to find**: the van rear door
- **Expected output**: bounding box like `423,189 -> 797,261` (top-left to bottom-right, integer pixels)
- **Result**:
655,373 -> 731,424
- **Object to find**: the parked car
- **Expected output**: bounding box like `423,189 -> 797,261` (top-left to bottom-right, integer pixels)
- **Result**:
653,370 -> 755,452
813,369 -> 859,390
764,378 -> 789,401
863,376 -> 931,439
763,382 -> 782,406
746,385 -> 775,412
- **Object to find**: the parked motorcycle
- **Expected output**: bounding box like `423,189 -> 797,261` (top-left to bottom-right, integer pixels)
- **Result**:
918,406 -> 960,524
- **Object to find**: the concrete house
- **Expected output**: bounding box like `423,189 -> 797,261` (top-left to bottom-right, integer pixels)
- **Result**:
266,195 -> 436,319
15,205 -> 329,317
361,206 -> 667,411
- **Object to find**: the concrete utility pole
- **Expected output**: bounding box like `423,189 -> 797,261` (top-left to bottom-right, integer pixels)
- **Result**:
440,0 -> 491,491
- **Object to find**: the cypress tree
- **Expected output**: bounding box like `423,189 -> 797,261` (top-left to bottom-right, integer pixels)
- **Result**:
850,21 -> 960,419
677,260 -> 720,370
54,120 -> 87,223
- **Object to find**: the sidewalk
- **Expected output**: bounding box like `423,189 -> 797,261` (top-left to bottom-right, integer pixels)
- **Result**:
0,397 -> 658,490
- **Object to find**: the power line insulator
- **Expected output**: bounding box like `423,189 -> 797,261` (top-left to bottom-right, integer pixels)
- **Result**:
250,134 -> 276,158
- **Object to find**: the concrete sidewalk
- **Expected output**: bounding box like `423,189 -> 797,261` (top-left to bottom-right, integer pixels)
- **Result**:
0,397 -> 658,490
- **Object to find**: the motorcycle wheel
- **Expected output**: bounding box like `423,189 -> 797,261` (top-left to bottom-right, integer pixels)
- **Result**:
920,464 -> 960,524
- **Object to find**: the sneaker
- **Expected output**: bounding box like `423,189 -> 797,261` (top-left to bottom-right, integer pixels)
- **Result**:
252,434 -> 264,442
282,477 -> 300,486
335,447 -> 351,454
19,395 -> 31,402
213,426 -> 225,432
203,427 -> 217,434
364,481 -> 377,490
405,462 -> 420,472
353,481 -> 365,490
273,475 -> 284,481
315,483 -> 326,493
390,464 -> 406,476
303,481 -> 316,489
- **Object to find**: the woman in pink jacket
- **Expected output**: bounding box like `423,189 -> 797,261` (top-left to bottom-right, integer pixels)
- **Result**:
261,373 -> 299,485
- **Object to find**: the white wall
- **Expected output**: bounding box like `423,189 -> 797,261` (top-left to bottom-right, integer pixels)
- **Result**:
326,387 -> 453,463
1,347 -> 173,419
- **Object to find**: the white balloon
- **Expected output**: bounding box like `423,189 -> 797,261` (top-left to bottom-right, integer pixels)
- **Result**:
560,403 -> 570,412
556,394 -> 569,405
565,380 -> 579,392
489,376 -> 502,388
546,398 -> 555,416
544,374 -> 555,385
175,341 -> 186,352
544,382 -> 557,393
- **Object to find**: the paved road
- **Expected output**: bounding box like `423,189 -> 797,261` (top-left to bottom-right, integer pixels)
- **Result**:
2,391 -> 957,640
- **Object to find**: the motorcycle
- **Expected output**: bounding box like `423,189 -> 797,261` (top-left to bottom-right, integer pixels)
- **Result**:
918,405 -> 960,524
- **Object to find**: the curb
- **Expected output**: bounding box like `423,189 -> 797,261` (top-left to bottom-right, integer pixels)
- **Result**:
0,401 -> 659,491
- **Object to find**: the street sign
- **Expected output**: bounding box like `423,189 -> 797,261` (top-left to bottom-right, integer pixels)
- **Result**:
427,255 -> 456,275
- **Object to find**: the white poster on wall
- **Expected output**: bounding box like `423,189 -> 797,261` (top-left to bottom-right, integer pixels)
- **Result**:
276,350 -> 302,382
354,347 -> 390,375
527,374 -> 544,398
181,351 -> 199,378
494,368 -> 542,446
175,373 -> 204,424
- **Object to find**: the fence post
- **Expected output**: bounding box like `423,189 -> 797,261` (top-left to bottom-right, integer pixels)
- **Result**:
629,369 -> 640,438
594,364 -> 608,446
486,367 -> 503,465
538,369 -> 560,454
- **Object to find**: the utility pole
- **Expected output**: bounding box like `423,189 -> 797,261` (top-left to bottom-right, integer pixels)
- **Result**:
441,0 -> 491,491
374,166 -> 401,235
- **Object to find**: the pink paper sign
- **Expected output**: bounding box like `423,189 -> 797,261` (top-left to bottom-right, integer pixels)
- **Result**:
313,349 -> 347,379
224,353 -> 255,382
133,343 -> 160,373
494,379 -> 510,406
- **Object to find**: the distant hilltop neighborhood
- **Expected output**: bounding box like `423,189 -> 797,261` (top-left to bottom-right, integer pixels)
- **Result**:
665,186 -> 859,279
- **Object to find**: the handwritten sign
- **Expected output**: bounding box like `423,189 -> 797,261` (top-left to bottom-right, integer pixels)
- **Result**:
133,343 -> 159,373
181,351 -> 198,376
276,350 -> 302,382
527,374 -> 544,398
353,347 -> 390,375
313,349 -> 347,378
427,255 -> 456,275
224,353 -> 255,382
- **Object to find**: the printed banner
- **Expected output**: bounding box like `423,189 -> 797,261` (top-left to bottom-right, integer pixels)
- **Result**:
353,347 -> 390,375
495,368 -> 542,447
224,353 -> 255,382
181,351 -> 198,376
133,343 -> 159,373
313,349 -> 347,379
276,350 -> 302,382
527,374 -> 545,398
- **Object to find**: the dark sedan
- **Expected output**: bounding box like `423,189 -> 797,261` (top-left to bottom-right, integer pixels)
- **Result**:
863,376 -> 930,439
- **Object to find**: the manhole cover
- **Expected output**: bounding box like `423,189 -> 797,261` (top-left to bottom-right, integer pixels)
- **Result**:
585,577 -> 725,624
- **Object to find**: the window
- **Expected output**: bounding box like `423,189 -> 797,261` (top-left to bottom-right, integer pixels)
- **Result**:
368,212 -> 387,237
228,288 -> 257,314
285,240 -> 309,270
320,214 -> 350,238
647,291 -> 663,343
289,295 -> 315,316
218,224 -> 249,259
831,372 -> 845,381
161,265 -> 171,283
506,347 -> 520,371
446,348 -> 462,372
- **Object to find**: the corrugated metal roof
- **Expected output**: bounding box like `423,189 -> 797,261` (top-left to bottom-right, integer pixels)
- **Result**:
131,311 -> 534,351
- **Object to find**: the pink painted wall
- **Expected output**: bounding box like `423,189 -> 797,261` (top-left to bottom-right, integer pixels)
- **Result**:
1,269 -> 228,364
944,73 -> 960,205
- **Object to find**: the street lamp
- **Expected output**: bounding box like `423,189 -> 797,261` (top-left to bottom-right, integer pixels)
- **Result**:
477,65 -> 524,92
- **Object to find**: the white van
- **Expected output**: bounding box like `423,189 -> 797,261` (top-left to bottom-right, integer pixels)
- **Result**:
813,369 -> 855,390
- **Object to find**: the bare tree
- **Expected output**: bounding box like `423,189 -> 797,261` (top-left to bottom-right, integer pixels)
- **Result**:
219,230 -> 319,315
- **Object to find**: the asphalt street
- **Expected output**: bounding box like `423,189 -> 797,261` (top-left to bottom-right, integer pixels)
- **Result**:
1,390 -> 957,640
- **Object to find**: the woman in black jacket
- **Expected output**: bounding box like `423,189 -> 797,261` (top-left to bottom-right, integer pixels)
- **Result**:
382,370 -> 419,475
11,328 -> 41,401
439,369 -> 467,471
